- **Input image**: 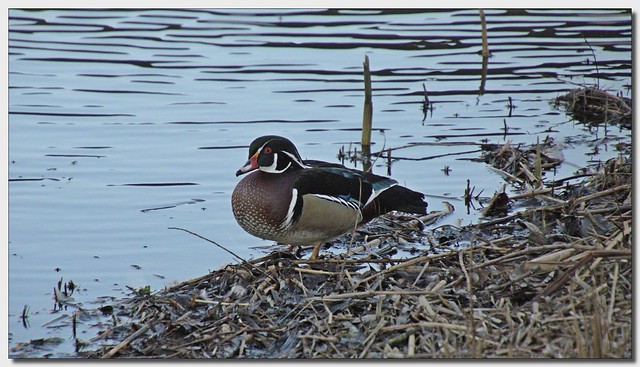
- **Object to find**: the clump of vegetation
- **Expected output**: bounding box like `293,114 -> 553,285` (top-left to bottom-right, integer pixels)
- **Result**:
554,87 -> 631,129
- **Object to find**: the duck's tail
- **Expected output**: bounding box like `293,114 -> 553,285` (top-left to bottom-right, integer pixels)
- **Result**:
361,185 -> 427,223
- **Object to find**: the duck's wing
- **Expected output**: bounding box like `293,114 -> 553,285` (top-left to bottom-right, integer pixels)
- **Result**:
293,161 -> 427,224
294,167 -> 378,208
302,160 -> 402,202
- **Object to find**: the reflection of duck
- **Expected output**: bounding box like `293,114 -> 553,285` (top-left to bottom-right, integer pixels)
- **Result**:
232,135 -> 428,259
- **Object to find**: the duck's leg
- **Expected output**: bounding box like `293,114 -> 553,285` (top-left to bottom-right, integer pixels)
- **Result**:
309,242 -> 322,260
284,244 -> 298,253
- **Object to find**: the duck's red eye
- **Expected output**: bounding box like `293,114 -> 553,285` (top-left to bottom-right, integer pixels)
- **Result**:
263,147 -> 273,154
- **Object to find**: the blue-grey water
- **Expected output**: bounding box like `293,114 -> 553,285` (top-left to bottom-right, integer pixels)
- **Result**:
8,8 -> 631,357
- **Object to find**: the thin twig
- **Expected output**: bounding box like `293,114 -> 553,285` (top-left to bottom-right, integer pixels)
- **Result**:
359,318 -> 387,358
169,227 -> 245,262
169,227 -> 277,282
582,33 -> 600,89
459,251 -> 476,347
308,290 -> 435,302
381,322 -> 467,332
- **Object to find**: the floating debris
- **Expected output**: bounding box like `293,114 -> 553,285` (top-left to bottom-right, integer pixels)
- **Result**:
554,87 -> 631,128
478,137 -> 564,189
10,337 -> 66,358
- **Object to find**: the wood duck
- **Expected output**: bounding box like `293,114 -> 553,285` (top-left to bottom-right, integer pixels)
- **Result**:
232,135 -> 428,259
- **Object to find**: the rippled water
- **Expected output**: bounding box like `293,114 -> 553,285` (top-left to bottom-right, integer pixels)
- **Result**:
8,8 -> 631,357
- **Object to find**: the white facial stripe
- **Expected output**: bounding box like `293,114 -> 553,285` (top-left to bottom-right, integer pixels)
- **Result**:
259,152 -> 294,174
260,152 -> 279,172
281,150 -> 310,169
279,188 -> 299,230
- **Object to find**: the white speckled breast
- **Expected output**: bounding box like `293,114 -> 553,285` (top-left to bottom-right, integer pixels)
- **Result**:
232,170 -> 363,245
231,171 -> 292,242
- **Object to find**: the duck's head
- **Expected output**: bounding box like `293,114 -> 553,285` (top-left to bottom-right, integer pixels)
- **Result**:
236,135 -> 307,176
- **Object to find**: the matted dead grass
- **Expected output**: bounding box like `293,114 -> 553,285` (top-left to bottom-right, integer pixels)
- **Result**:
82,139 -> 631,359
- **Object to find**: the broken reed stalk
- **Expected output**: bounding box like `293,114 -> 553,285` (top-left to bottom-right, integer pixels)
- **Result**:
480,9 -> 490,58
533,136 -> 542,188
478,10 -> 490,95
362,55 -> 373,146
361,55 -> 373,172
102,312 -> 165,358
422,83 -> 430,106
479,52 -> 489,95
